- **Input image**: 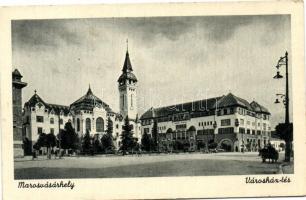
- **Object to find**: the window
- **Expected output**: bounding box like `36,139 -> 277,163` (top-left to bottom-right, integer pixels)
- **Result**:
239,128 -> 245,134
116,124 -> 119,129
77,118 -> 80,131
26,116 -> 30,123
217,110 -> 221,116
59,118 -> 63,125
37,127 -> 43,134
221,119 -> 231,126
36,116 -> 44,123
176,124 -> 186,130
204,122 -> 206,126
131,94 -> 133,107
247,121 -> 250,125
257,130 -> 261,135
144,128 -> 150,134
240,119 -> 244,126
50,118 -> 54,124
263,123 -> 266,131
50,128 -> 54,134
252,130 -> 256,135
218,127 -> 234,134
96,117 -> 104,132
86,118 -> 91,131
223,109 -> 228,115
230,108 -> 234,114
247,129 -> 250,134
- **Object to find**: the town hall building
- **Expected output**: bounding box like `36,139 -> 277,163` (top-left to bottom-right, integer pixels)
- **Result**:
140,93 -> 272,152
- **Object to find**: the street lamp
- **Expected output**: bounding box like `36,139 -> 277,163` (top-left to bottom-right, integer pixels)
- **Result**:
273,51 -> 292,162
273,51 -> 290,124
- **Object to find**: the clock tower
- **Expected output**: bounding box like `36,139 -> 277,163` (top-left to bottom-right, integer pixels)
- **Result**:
118,43 -> 138,120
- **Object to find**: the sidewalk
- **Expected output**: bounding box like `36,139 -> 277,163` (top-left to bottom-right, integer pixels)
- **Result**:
281,162 -> 294,174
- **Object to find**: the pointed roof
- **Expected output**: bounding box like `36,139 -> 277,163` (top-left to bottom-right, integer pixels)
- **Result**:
122,51 -> 133,73
70,86 -> 113,112
24,92 -> 70,115
12,69 -> 22,78
24,92 -> 48,108
118,49 -> 137,83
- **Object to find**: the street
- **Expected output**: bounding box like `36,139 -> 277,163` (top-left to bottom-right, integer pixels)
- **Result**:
14,152 -> 287,179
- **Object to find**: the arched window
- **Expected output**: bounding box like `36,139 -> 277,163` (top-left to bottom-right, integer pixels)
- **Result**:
96,117 -> 104,132
122,95 -> 125,107
77,118 -> 80,132
86,118 -> 91,131
131,94 -> 133,107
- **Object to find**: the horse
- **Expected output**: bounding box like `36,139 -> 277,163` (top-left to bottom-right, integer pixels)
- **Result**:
258,147 -> 279,163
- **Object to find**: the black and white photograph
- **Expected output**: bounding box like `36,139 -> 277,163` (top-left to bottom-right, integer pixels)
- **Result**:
2,2 -> 305,199
11,14 -> 295,179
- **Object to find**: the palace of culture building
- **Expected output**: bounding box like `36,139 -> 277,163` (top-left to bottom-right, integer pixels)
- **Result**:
22,48 -> 141,150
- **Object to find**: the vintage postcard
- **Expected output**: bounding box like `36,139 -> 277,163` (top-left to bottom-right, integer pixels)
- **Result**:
0,1 -> 306,200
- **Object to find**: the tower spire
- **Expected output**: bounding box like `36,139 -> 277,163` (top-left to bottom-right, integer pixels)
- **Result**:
126,38 -> 129,53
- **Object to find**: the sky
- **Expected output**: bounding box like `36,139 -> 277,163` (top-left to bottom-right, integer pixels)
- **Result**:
12,15 -> 291,128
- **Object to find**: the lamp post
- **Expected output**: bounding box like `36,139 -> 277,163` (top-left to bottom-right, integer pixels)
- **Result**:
274,51 -> 289,124
274,51 -> 292,162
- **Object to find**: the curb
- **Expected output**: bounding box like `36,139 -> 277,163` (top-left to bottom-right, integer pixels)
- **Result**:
277,163 -> 285,174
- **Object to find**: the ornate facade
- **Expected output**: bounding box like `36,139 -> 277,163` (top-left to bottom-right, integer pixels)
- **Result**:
140,93 -> 272,152
22,49 -> 141,151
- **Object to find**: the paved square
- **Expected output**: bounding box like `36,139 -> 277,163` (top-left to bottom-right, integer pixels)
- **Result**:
14,152 -> 286,179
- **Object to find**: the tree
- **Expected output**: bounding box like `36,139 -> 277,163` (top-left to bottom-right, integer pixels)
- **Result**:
151,120 -> 158,151
141,132 -> 152,152
57,122 -> 79,154
275,123 -> 293,162
46,133 -> 57,159
101,117 -> 115,153
64,121 -> 79,150
33,132 -> 56,159
36,132 -> 47,149
120,116 -> 135,155
82,129 -> 93,155
93,138 -> 102,154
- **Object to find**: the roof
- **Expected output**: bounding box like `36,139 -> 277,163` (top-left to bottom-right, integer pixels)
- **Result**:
140,93 -> 270,120
24,93 -> 70,115
218,93 -> 253,110
250,101 -> 270,114
140,96 -> 223,120
24,93 -> 48,108
122,51 -> 133,73
70,86 -> 113,112
48,104 -> 70,115
118,72 -> 138,82
12,69 -> 22,78
118,51 -> 137,83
